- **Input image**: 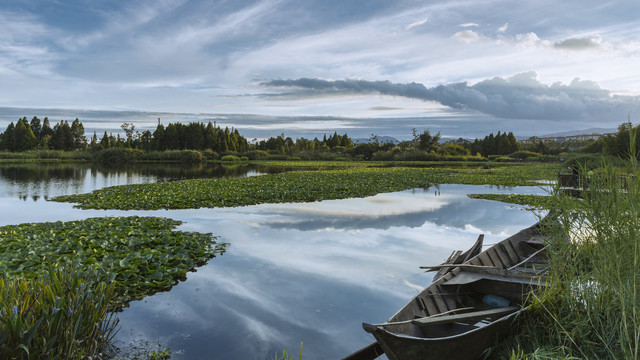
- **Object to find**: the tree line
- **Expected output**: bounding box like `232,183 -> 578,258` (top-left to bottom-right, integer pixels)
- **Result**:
0,117 -> 250,154
0,117 -> 85,151
5,115 -> 626,160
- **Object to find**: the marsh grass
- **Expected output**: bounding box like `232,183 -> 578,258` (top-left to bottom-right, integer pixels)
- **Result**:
276,341 -> 303,360
494,159 -> 640,359
0,266 -> 118,359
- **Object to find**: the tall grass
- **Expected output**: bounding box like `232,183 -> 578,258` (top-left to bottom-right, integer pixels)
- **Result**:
504,158 -> 640,359
0,266 -> 118,359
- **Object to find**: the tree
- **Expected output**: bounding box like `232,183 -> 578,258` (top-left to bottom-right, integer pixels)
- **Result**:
152,124 -> 166,151
13,118 -> 37,151
71,118 -> 86,150
100,131 -> 110,148
30,116 -> 41,141
40,117 -> 53,148
413,129 -> 441,152
1,122 -> 15,151
121,123 -> 136,148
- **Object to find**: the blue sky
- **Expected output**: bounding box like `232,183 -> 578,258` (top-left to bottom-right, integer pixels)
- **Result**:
1,0 -> 639,139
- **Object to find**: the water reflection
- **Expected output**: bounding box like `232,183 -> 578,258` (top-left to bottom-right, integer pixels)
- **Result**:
0,162 -> 267,200
112,186 -> 547,360
0,164 -> 548,359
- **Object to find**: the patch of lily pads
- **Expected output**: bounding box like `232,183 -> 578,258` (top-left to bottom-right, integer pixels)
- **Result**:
0,216 -> 227,307
467,193 -> 557,209
52,165 -> 558,210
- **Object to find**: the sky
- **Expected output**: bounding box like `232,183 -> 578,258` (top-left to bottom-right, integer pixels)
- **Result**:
1,0 -> 639,140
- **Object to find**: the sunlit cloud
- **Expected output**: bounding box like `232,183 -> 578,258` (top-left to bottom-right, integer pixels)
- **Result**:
452,30 -> 481,43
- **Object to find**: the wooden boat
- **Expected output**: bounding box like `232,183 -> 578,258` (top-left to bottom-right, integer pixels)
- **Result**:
344,218 -> 550,360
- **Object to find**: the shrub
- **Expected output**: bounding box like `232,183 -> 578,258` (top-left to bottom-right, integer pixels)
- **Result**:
179,150 -> 203,163
221,155 -> 241,162
508,150 -> 542,160
241,150 -> 269,160
203,149 -> 219,160
95,148 -> 143,165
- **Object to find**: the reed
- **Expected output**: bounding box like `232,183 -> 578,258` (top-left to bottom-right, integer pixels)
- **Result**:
0,266 -> 118,359
275,341 -> 303,360
500,158 -> 640,359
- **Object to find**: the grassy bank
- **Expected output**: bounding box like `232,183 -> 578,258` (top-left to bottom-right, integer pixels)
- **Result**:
486,163 -> 640,359
52,163 -> 557,210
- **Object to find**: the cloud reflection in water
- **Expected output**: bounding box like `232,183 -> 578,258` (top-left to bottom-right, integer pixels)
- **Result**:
114,184 -> 546,359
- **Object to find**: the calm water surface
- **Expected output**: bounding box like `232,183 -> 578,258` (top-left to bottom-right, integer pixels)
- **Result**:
0,163 -> 548,359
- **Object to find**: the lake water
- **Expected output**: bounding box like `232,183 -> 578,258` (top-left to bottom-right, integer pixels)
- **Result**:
0,163 -> 548,359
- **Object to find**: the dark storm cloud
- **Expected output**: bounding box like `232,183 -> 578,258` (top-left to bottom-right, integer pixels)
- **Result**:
264,72 -> 640,121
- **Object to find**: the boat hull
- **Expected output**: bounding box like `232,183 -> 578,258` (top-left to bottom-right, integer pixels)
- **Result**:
364,310 -> 521,360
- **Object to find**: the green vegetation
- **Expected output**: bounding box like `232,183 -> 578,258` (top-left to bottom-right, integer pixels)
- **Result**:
276,341 -> 303,360
0,216 -> 227,306
489,158 -> 640,358
221,154 -> 242,162
0,267 -> 118,359
52,164 -> 557,210
467,194 -> 556,210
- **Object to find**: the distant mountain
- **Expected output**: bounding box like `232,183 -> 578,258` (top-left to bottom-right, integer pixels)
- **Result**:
352,136 -> 400,144
540,127 -> 617,137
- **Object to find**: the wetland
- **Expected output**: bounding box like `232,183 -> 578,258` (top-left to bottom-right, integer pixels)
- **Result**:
0,161 -> 553,359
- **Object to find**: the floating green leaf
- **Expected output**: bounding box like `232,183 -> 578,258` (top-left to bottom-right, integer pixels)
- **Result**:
0,216 -> 228,307
51,164 -> 558,210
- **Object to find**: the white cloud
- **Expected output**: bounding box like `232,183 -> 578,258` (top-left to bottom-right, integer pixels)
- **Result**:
498,23 -> 508,33
515,32 -> 550,48
452,30 -> 481,43
406,17 -> 429,30
459,23 -> 479,28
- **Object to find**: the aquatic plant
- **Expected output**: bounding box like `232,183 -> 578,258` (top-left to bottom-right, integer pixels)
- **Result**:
52,164 -> 557,210
0,216 -> 227,307
467,193 -> 563,210
0,266 -> 118,359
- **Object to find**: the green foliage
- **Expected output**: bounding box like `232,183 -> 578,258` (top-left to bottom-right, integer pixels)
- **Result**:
276,341 -> 303,360
470,131 -> 520,156
150,348 -> 172,360
202,149 -> 219,160
52,164 -> 558,210
95,148 -> 144,165
241,150 -> 269,160
412,129 -> 441,152
508,150 -> 543,159
220,155 -> 242,162
601,121 -> 640,159
496,163 -> 640,358
0,216 -> 227,307
0,267 -> 118,359
467,194 -> 563,210
561,153 -> 626,171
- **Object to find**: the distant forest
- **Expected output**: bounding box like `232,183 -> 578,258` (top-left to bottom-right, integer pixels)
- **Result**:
0,116 -> 624,160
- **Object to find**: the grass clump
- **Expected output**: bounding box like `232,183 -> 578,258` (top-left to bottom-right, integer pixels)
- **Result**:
0,267 -> 118,359
496,162 -> 640,358
220,155 -> 242,162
